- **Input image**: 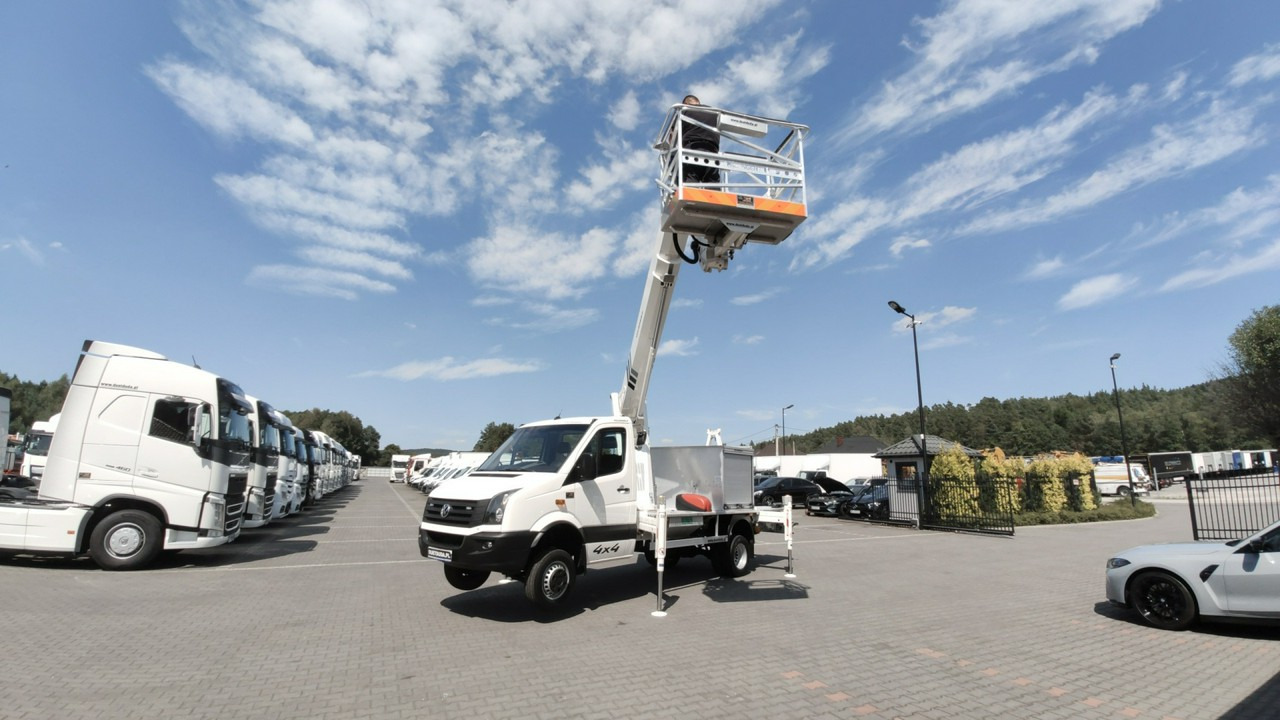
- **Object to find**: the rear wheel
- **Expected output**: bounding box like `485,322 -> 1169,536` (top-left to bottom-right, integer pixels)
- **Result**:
443,565 -> 490,591
1130,570 -> 1197,630
525,549 -> 575,609
89,510 -> 163,571
1116,485 -> 1131,498
713,531 -> 753,577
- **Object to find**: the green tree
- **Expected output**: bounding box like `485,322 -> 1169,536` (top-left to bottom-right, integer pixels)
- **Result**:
1220,305 -> 1280,446
474,422 -> 516,452
283,408 -> 382,465
380,443 -> 403,466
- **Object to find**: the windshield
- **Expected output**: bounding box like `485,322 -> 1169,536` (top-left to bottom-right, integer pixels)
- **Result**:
261,422 -> 281,452
755,477 -> 783,490
23,432 -> 53,455
477,424 -> 589,473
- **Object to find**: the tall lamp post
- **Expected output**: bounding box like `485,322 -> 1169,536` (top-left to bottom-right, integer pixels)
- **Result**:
1108,353 -> 1137,506
781,404 -> 794,457
888,301 -> 928,520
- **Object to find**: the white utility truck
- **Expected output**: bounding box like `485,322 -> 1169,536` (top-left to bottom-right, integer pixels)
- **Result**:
0,340 -> 252,569
420,102 -> 808,608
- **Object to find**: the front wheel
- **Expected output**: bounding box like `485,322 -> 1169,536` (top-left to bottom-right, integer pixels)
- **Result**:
525,549 -> 576,609
443,565 -> 490,591
1130,570 -> 1197,630
89,509 -> 163,571
1116,485 -> 1131,498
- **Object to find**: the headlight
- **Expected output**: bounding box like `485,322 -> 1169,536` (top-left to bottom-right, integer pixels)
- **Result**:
1106,557 -> 1131,569
484,491 -> 514,524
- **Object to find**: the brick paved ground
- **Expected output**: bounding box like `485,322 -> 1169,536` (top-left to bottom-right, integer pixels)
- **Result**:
1,479 -> 1276,719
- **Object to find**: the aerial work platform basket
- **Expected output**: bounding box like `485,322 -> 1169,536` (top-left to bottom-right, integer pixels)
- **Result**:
655,103 -> 809,260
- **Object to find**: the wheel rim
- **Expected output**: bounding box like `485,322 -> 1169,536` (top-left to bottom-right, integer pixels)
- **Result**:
106,523 -> 145,559
732,540 -> 749,571
1138,578 -> 1186,624
541,561 -> 570,600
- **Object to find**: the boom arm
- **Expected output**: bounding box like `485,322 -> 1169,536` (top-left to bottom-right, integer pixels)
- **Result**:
611,231 -> 687,446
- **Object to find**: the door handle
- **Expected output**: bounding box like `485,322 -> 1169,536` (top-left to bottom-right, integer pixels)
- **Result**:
617,486 -> 631,493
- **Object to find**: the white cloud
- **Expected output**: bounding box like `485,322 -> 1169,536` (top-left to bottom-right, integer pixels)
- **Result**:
1228,43 -> 1280,87
671,298 -> 703,309
1138,175 -> 1280,247
922,333 -> 972,351
0,237 -> 44,266
466,225 -> 612,300
296,246 -> 413,280
486,302 -> 599,331
894,305 -> 976,332
1057,273 -> 1136,310
358,356 -> 543,381
564,145 -> 651,210
688,32 -> 831,119
841,0 -> 1161,141
733,334 -> 765,345
889,236 -> 931,257
731,287 -> 782,306
247,264 -> 397,300
146,60 -> 317,146
1025,256 -> 1065,279
965,100 -> 1264,236
609,91 -> 641,131
657,337 -> 700,357
1160,239 -> 1280,292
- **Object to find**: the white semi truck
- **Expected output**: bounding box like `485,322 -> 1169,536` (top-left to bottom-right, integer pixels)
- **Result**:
420,102 -> 808,608
19,414 -> 59,482
242,395 -> 282,529
0,340 -> 252,570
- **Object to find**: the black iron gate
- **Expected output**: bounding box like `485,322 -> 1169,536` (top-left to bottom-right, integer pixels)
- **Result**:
884,476 -> 1016,536
1186,468 -> 1280,541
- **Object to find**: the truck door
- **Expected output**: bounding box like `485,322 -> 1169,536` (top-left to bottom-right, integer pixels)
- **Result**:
569,426 -> 635,564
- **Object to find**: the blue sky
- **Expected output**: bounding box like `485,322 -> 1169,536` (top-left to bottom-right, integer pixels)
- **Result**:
3,1 -> 1279,452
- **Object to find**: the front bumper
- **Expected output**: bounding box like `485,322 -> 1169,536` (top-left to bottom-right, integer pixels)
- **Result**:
418,527 -> 538,576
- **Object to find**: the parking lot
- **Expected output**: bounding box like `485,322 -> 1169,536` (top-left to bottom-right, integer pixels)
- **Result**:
1,478 -> 1276,720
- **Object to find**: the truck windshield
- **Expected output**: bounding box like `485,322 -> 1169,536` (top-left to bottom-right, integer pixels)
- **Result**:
477,424 -> 588,474
23,432 -> 53,455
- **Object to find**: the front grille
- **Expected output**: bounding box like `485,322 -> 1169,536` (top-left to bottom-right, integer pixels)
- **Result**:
225,473 -> 248,533
264,474 -> 278,513
423,497 -> 483,527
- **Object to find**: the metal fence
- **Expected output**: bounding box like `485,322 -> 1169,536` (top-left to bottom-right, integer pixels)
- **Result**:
880,476 -> 1017,536
363,466 -> 392,481
1186,467 -> 1280,540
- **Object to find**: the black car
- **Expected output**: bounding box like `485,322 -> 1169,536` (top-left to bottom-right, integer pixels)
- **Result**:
839,479 -> 891,520
756,476 -> 850,508
805,481 -> 857,516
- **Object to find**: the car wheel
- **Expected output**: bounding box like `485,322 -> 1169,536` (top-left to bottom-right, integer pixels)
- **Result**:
1130,570 -> 1197,630
525,548 -> 575,609
1117,485 -> 1131,498
443,565 -> 490,591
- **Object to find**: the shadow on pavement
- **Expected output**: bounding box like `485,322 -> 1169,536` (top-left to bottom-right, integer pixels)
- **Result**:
1220,669 -> 1280,720
1093,601 -> 1280,639
437,553 -> 809,622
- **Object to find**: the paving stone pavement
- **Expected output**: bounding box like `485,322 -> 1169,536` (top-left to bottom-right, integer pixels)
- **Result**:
1,478 -> 1276,720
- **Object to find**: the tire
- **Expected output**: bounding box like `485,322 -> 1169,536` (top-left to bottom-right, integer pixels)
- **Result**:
443,565 -> 490,591
1116,485 -> 1131,498
1130,570 -> 1197,630
525,548 -> 576,609
89,509 -> 163,571
713,531 -> 753,578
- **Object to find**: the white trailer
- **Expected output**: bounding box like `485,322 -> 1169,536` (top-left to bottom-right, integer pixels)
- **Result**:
421,101 -> 809,608
0,340 -> 252,570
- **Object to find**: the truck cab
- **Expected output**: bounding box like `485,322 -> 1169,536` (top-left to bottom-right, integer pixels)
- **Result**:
242,395 -> 282,529
19,414 -> 59,482
1,340 -> 253,570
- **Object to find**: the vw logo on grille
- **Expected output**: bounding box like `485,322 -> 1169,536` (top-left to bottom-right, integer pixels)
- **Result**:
440,503 -> 452,518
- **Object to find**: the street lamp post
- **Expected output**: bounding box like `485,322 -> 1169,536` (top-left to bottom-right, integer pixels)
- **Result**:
781,404 -> 794,457
888,301 -> 928,521
1109,353 -> 1137,507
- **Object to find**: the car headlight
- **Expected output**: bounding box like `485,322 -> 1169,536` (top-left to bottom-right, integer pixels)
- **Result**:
484,490 -> 515,524
1106,557 -> 1131,569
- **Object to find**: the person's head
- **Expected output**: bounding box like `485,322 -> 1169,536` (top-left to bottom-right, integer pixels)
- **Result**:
683,94 -> 700,106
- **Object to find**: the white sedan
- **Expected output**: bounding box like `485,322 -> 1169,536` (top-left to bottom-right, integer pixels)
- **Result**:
1105,519 -> 1280,630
